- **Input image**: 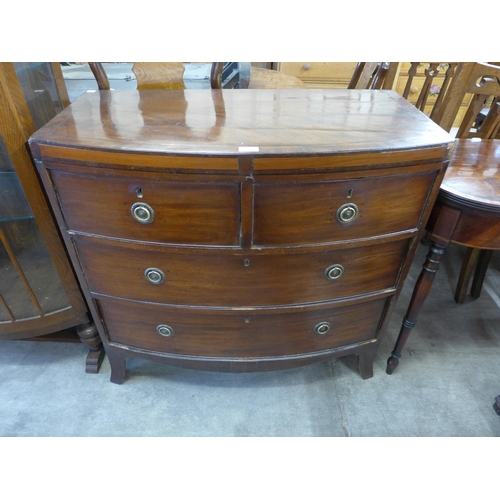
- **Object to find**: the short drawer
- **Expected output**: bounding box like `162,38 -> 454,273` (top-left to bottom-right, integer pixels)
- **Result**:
50,170 -> 241,246
277,62 -> 357,88
99,297 -> 387,357
253,171 -> 436,246
75,235 -> 408,306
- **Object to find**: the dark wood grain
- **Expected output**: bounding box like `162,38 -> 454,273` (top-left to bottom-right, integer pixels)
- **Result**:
29,89 -> 454,383
440,139 -> 500,210
253,171 -> 437,246
30,89 -> 453,157
75,234 -> 408,307
50,170 -> 241,246
99,296 -> 387,358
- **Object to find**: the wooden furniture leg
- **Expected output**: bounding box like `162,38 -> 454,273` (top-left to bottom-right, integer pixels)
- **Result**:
76,321 -> 105,374
387,204 -> 461,374
494,395 -> 500,415
471,249 -> 493,299
107,348 -> 127,384
454,247 -> 481,303
386,241 -> 449,374
358,343 -> 378,379
454,248 -> 493,303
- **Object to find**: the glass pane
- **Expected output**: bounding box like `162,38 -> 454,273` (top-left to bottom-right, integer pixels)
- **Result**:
0,218 -> 71,316
0,172 -> 34,222
0,229 -> 41,320
13,62 -> 63,130
0,133 -> 70,323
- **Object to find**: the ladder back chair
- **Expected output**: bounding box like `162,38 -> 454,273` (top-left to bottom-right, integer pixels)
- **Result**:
400,62 -> 462,125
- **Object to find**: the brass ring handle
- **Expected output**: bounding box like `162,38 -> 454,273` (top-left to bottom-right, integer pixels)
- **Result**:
157,324 -> 174,337
324,264 -> 344,280
314,322 -> 331,335
145,268 -> 165,285
336,203 -> 358,224
131,202 -> 155,224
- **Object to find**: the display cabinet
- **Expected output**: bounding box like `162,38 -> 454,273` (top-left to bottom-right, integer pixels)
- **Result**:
0,62 -> 103,372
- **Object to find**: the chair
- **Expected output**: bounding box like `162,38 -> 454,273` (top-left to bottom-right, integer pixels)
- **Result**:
399,62 -> 462,125
348,62 -> 398,90
89,62 -> 305,91
387,62 -> 500,374
90,62 -> 217,90
212,62 -> 305,89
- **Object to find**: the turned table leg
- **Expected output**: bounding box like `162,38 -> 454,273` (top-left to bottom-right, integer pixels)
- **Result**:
386,241 -> 449,374
387,202 -> 460,374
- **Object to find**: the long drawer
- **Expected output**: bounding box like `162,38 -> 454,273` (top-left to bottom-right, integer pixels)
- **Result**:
75,235 -> 408,307
49,170 -> 241,246
99,297 -> 387,357
253,171 -> 436,246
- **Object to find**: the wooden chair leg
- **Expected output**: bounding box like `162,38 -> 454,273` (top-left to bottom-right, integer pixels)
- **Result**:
454,247 -> 480,304
471,249 -> 493,299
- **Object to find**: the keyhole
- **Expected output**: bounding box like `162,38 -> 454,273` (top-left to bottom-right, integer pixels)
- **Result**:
136,187 -> 143,198
347,188 -> 354,199
244,259 -> 250,267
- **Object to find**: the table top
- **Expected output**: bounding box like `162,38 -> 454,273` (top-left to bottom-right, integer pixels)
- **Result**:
440,138 -> 500,212
31,89 -> 454,157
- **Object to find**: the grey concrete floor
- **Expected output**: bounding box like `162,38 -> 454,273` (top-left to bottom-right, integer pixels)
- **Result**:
1,64 -> 499,437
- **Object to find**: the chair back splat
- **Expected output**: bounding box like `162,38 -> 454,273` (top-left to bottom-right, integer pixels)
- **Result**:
348,62 -> 397,90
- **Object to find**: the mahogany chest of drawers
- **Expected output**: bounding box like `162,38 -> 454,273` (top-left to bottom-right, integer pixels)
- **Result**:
29,89 -> 454,383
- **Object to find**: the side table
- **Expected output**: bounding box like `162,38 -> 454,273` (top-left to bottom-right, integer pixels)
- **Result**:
387,139 -> 500,374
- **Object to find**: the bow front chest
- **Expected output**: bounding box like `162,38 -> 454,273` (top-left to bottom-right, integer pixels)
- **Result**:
29,89 -> 454,383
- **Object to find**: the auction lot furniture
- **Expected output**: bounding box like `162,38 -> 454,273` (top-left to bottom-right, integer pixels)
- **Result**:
29,88 -> 453,383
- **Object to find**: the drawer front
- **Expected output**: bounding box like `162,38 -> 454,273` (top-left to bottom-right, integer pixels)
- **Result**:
99,297 -> 387,357
253,171 -> 435,246
50,170 -> 241,246
75,235 -> 408,306
277,62 -> 357,88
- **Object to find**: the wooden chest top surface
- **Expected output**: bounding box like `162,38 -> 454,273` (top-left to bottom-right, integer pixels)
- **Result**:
30,89 -> 453,158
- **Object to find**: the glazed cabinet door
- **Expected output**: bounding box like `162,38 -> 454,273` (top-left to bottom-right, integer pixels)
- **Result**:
0,63 -> 91,342
0,136 -> 74,328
